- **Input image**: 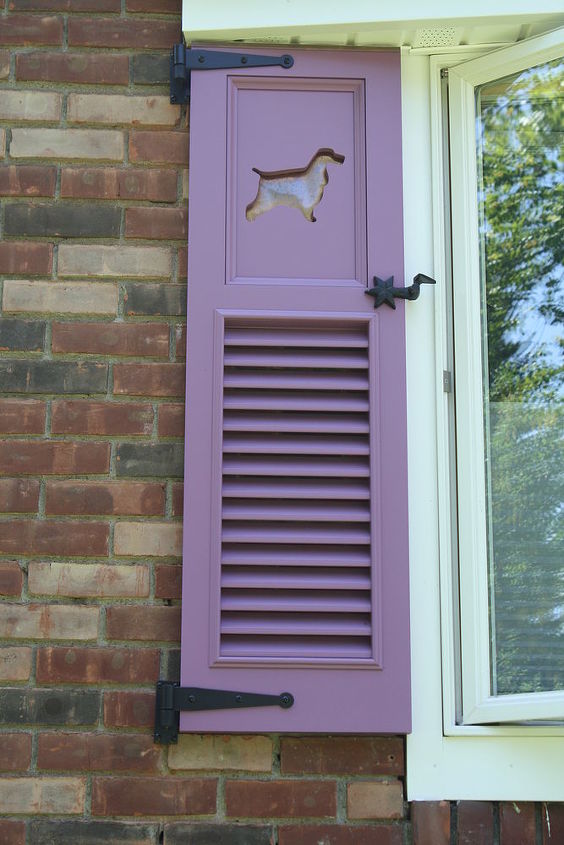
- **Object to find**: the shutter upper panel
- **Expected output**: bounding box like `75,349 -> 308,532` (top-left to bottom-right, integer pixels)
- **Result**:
181,48 -> 411,732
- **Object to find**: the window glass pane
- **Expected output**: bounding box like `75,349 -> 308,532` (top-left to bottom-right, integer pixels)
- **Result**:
477,57 -> 564,697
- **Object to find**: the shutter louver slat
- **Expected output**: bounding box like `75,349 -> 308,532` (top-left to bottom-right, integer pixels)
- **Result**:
220,320 -> 373,662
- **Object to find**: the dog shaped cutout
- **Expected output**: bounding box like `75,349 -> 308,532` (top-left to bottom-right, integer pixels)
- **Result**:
246,147 -> 345,223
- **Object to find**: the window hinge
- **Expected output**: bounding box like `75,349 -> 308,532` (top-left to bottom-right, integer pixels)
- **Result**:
443,370 -> 453,393
170,44 -> 294,105
440,68 -> 449,79
154,681 -> 294,744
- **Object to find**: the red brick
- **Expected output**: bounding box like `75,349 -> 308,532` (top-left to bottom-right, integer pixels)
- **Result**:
52,321 -> 169,357
0,733 -> 32,771
0,15 -> 63,46
126,0 -> 180,11
16,51 -> 128,84
171,482 -> 183,516
0,820 -> 25,845
0,562 -> 23,596
457,802 -> 494,845
542,804 -> 564,845
130,131 -> 189,166
0,440 -> 110,475
104,690 -> 154,728
0,165 -> 56,197
38,732 -> 162,773
46,480 -> 165,516
9,0 -> 120,9
279,826 -> 403,845
125,207 -> 188,240
412,801 -> 450,845
36,646 -> 159,684
155,564 -> 181,599
281,737 -> 404,776
61,167 -> 178,202
0,478 -> 40,513
0,241 -> 52,275
106,606 -> 181,642
114,363 -> 185,397
51,400 -> 154,436
175,323 -> 186,358
225,780 -> 336,819
92,776 -> 217,817
177,247 -> 187,280
158,404 -> 184,437
500,802 -> 535,845
69,17 -> 179,49
0,399 -> 45,434
0,520 -> 109,557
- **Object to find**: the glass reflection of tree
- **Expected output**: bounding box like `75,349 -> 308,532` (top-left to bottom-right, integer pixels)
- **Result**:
478,58 -> 564,696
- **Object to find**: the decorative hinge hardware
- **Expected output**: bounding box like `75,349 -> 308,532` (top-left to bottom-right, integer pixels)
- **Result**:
170,44 -> 294,105
154,681 -> 294,744
365,273 -> 437,310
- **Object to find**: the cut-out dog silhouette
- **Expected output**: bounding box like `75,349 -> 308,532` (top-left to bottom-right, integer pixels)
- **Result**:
246,147 -> 345,223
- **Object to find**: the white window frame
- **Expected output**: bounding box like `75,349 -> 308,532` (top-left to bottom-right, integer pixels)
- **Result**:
405,30 -> 564,800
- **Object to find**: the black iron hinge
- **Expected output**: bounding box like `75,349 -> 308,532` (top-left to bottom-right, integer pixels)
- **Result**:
154,681 -> 294,744
170,44 -> 294,105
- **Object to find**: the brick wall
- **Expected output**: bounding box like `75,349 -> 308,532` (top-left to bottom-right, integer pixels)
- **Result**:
0,2 -> 561,843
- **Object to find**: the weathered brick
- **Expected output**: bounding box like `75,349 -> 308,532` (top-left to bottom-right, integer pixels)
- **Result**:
114,363 -> 185,397
542,804 -> 564,844
132,53 -> 169,85
115,442 -> 184,477
0,360 -> 107,393
347,781 -> 403,820
0,241 -> 52,274
0,317 -> 45,351
158,404 -> 184,437
3,280 -> 118,315
457,802 -> 494,845
412,802 -> 451,845
92,776 -> 217,817
169,735 -> 273,773
29,820 -> 156,845
130,130 -> 189,165
0,90 -> 61,122
0,15 -> 63,46
225,780 -> 336,819
0,399 -> 46,434
0,776 -> 85,815
0,562 -> 23,596
0,733 -> 32,771
0,478 -> 40,513
38,732 -> 162,773
0,165 -> 57,196
51,401 -> 154,436
500,802 -> 535,845
279,826 -> 403,845
126,207 -> 187,239
58,244 -> 171,278
61,167 -> 177,202
0,520 -> 109,557
175,324 -> 186,358
52,322 -> 169,357
281,737 -> 404,776
114,522 -> 182,557
162,648 -> 180,683
16,51 -> 128,84
124,284 -> 186,317
171,482 -> 183,516
0,50 -> 8,79
68,94 -> 178,127
0,647 -> 32,681
46,480 -> 165,515
106,605 -> 180,642
29,561 -> 150,598
164,825 -> 273,845
104,691 -> 154,728
5,203 -> 121,237
0,820 -> 25,845
126,0 -> 180,12
0,440 -> 110,474
177,245 -> 188,278
0,603 -> 99,640
36,646 -> 160,684
69,17 -> 180,49
9,0 -> 120,9
155,564 -> 181,599
0,687 -> 99,725
10,128 -> 124,161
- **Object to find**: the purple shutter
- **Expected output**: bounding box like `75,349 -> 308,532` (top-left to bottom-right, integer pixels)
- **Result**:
180,48 -> 410,732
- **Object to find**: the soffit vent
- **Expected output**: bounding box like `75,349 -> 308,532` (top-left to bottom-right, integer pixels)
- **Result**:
413,27 -> 461,48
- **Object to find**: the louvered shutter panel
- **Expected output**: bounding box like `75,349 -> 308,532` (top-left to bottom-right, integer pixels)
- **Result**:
181,48 -> 411,732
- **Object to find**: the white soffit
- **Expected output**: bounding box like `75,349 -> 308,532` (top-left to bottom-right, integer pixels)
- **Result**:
182,1 -> 564,50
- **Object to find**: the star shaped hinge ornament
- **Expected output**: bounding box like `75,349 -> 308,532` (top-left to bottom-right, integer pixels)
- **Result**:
365,273 -> 436,309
